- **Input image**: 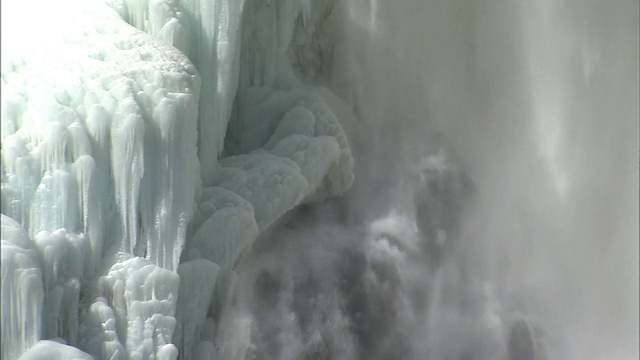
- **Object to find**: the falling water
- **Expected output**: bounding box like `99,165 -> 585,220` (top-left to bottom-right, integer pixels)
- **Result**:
216,1 -> 639,359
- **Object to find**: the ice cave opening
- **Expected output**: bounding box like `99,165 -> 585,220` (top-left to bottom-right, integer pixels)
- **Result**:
1,0 -> 638,359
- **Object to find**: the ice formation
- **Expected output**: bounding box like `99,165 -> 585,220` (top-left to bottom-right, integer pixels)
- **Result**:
2,0 -> 353,358
1,0 -> 637,359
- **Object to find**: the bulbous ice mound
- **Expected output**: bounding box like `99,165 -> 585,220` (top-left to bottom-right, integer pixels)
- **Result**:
19,340 -> 94,360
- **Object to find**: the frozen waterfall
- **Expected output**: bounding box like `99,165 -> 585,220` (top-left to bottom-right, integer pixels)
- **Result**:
1,0 -> 638,359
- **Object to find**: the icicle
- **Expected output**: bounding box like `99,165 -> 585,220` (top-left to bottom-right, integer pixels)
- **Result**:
29,169 -> 80,236
111,102 -> 145,256
174,259 -> 220,360
1,217 -> 44,360
67,122 -> 93,161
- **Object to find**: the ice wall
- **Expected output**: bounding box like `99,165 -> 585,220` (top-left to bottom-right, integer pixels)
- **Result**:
1,0 -> 354,358
1,0 -> 201,271
1,0 -> 198,358
326,0 -> 639,359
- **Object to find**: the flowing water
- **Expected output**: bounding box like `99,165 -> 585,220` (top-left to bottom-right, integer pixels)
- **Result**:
217,1 -> 639,359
